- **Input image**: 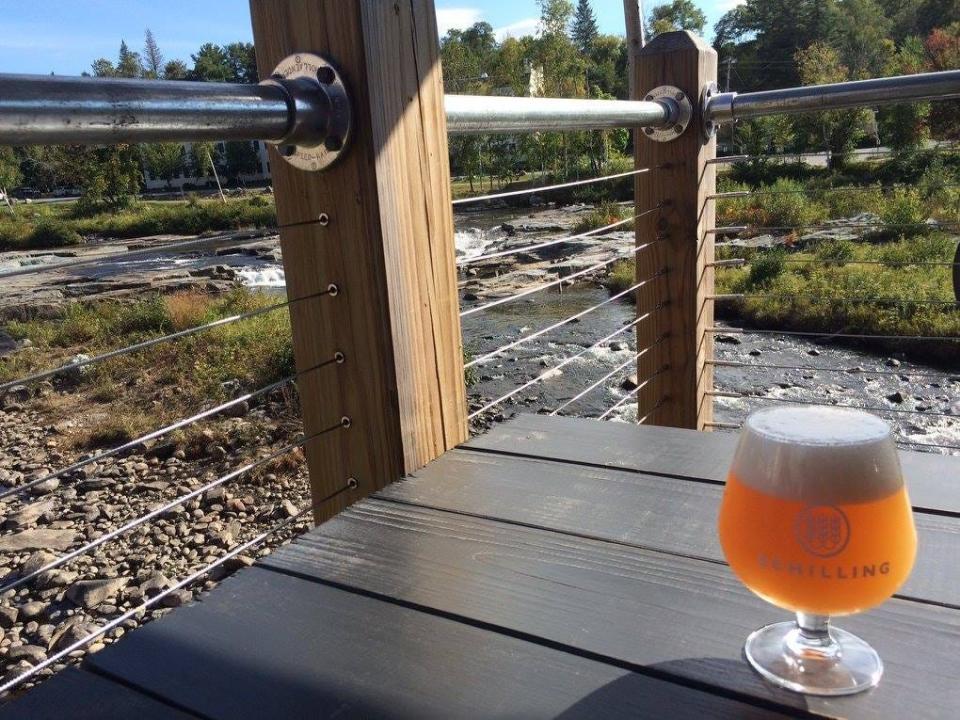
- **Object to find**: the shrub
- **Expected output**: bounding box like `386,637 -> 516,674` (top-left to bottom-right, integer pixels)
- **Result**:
605,259 -> 635,295
823,186 -> 884,219
880,187 -> 928,236
814,238 -> 855,267
573,201 -> 628,233
757,179 -> 826,228
746,248 -> 787,288
26,220 -> 82,248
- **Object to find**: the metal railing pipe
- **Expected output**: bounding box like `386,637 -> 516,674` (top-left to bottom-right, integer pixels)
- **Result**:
0,74 -> 294,145
445,94 -> 674,134
707,69 -> 960,124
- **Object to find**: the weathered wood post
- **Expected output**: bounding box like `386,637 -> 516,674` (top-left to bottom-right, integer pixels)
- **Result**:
249,0 -> 468,522
631,31 -> 717,430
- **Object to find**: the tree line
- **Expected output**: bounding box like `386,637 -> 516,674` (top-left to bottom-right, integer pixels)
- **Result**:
0,31 -> 264,214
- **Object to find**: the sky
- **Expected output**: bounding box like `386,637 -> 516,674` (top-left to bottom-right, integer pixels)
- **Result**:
0,1 -> 737,77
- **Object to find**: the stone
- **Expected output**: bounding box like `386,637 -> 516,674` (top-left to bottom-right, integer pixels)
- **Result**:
49,618 -> 93,653
462,292 -> 479,302
886,391 -> 906,404
28,475 -> 60,496
60,354 -> 92,383
7,500 -> 56,530
7,644 -> 47,665
34,570 -> 77,590
715,334 -> 742,345
0,528 -> 76,552
748,350 -> 762,357
620,374 -> 639,391
608,341 -> 626,352
281,499 -> 299,518
139,572 -> 171,599
885,358 -> 902,368
66,577 -> 130,609
1,385 -> 31,408
807,349 -> 821,356
226,498 -> 246,513
161,590 -> 192,608
18,601 -> 46,621
221,400 -> 250,419
0,606 -> 18,628
204,486 -> 227,504
20,550 -> 57,578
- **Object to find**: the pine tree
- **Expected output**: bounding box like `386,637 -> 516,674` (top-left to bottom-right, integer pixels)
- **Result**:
143,29 -> 164,79
116,40 -> 143,78
571,0 -> 599,51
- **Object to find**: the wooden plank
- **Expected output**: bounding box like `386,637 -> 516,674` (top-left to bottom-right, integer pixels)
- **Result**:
466,414 -> 960,515
248,0 -> 467,523
263,501 -> 960,720
379,449 -> 960,608
0,668 -> 198,719
84,567 -> 786,720
632,31 -> 717,429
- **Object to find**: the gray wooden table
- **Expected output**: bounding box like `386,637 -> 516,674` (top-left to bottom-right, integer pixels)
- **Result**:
4,414 -> 958,719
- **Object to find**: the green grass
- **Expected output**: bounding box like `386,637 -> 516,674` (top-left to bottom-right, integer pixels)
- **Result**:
1,288 -> 295,449
0,196 -> 277,250
604,233 -> 960,365
572,200 -> 630,233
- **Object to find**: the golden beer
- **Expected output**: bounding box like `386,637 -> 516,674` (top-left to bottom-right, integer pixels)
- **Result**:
718,406 -> 917,695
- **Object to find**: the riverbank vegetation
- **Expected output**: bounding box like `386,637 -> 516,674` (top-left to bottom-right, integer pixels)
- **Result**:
0,195 -> 277,250
0,288 -> 295,450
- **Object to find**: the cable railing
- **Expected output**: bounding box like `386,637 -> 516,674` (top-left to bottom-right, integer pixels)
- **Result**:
452,167 -> 653,206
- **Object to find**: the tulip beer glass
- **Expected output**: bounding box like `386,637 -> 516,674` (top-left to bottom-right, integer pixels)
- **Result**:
718,406 -> 917,695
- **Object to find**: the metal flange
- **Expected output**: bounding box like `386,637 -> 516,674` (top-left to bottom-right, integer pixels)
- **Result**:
641,85 -> 693,142
262,53 -> 353,172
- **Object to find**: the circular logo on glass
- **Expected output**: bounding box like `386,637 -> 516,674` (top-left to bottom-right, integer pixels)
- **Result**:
794,505 -> 850,558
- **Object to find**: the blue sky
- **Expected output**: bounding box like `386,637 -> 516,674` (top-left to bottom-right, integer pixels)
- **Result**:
0,1 -> 735,76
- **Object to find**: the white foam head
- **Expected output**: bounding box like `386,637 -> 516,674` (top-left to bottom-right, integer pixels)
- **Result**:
731,406 -> 903,504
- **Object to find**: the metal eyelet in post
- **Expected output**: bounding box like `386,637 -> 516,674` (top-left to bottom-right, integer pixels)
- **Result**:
318,212 -> 330,226
326,283 -> 339,297
641,85 -> 693,142
346,477 -> 359,491
262,53 -> 353,173
340,416 -> 352,429
334,351 -> 346,364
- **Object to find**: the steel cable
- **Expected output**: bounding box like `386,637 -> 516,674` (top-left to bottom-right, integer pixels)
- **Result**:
0,351 -> 344,502
460,239 -> 659,318
0,429 -> 350,595
0,501 -> 321,695
465,275 -> 663,369
469,313 -> 657,419
710,293 -> 959,307
597,368 -> 667,421
706,391 -> 957,419
0,288 -> 336,395
709,358 -> 950,379
709,182 -> 960,200
0,231 -> 276,282
452,168 -> 652,206
706,326 -> 960,342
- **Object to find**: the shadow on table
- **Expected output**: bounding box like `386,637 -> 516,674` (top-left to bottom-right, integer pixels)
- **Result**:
555,657 -> 812,719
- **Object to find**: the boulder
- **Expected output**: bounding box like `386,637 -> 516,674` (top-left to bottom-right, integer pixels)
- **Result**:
66,577 -> 130,609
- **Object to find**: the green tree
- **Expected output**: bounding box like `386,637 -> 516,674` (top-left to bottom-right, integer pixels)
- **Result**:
163,59 -> 190,80
225,42 -> 258,83
116,40 -> 143,78
55,145 -> 142,214
831,0 -> 893,78
0,148 -> 21,203
588,35 -> 628,98
878,36 -> 931,152
90,58 -> 116,77
191,43 -> 232,82
188,142 -> 221,179
571,0 -> 600,51
143,29 -> 164,79
223,142 -> 260,185
142,143 -> 185,189
16,147 -> 62,193
794,42 -> 868,167
648,0 -> 707,37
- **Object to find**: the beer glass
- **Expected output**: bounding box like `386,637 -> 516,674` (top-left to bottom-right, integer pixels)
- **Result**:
718,406 -> 916,695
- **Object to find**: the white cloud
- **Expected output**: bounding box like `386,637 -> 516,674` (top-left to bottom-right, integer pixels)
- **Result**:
436,8 -> 484,36
494,17 -> 540,41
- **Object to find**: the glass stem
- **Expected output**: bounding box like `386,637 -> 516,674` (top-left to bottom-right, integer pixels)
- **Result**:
791,612 -> 840,659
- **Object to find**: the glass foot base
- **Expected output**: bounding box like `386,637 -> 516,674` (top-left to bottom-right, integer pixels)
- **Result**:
745,621 -> 882,696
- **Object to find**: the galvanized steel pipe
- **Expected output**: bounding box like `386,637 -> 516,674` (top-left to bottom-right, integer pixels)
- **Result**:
444,94 -> 675,134
707,69 -> 960,124
0,74 -> 295,145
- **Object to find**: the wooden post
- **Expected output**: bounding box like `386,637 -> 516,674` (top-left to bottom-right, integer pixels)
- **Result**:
248,0 -> 468,523
631,31 -> 717,430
